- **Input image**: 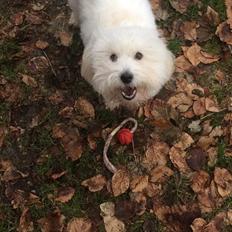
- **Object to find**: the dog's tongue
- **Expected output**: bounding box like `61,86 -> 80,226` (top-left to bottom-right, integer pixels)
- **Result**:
121,86 -> 137,100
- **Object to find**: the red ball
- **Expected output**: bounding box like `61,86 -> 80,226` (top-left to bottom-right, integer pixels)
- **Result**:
117,128 -> 133,145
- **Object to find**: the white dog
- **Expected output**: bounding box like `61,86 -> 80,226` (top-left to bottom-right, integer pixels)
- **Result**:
68,0 -> 174,110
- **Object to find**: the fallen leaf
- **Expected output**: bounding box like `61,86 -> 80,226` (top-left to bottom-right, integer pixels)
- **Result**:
18,208 -> 34,232
67,218 -> 93,232
58,31 -> 73,47
197,136 -> 216,150
199,51 -> 220,64
216,22 -> 232,45
174,132 -> 194,150
52,124 -> 83,161
35,40 -> 49,49
38,209 -> 65,232
51,171 -> 67,180
32,3 -> 45,11
225,0 -> 232,28
169,0 -> 192,13
193,98 -> 206,116
214,168 -> 232,198
74,97 -> 95,119
191,170 -> 210,193
26,13 -> 43,25
175,55 -> 193,72
168,92 -> 193,112
180,21 -> 198,41
130,175 -> 149,192
12,12 -> 24,25
115,200 -> 136,221
186,147 -> 207,171
183,43 -> 202,66
207,147 -> 218,167
111,169 -> 130,197
21,74 -> 38,88
142,141 -> 169,170
191,218 -> 207,232
150,166 -> 174,183
205,97 -> 220,112
55,187 -> 75,203
100,202 -> 126,232
206,6 -> 220,26
169,147 -> 190,173
81,174 -> 107,192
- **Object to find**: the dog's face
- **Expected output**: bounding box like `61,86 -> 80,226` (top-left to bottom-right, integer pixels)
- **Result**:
82,27 -> 174,109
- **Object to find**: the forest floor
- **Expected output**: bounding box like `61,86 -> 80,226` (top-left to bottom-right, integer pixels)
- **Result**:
0,0 -> 232,231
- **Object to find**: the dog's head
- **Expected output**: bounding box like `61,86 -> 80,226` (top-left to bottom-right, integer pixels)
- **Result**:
82,27 -> 174,108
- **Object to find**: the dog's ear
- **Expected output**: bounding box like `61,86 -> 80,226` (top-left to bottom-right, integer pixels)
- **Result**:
81,46 -> 94,82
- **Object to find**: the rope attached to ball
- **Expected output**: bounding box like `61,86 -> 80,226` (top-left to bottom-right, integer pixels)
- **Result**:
103,117 -> 138,174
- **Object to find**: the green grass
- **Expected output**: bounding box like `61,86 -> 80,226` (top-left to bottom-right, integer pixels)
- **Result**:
202,37 -> 222,56
0,203 -> 18,232
217,141 -> 232,171
129,212 -> 165,232
202,0 -> 226,20
163,173 -> 196,205
168,38 -> 183,55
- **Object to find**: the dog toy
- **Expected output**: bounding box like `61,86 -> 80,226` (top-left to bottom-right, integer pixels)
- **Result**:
103,118 -> 138,173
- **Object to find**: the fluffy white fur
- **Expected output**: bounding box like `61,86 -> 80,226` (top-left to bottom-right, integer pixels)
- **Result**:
68,0 -> 174,110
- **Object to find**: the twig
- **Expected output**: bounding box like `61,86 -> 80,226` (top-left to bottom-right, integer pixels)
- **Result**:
42,50 -> 57,77
103,118 -> 138,174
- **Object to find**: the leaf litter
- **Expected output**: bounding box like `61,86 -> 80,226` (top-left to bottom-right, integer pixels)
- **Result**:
1,0 -> 232,231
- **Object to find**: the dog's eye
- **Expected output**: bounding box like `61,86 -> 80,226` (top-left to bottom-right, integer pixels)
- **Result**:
110,53 -> 118,62
135,52 -> 143,60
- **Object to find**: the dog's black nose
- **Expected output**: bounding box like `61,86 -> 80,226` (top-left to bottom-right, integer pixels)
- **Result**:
120,72 -> 133,84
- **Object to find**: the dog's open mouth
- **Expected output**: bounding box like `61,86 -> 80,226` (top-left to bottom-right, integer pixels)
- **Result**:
121,86 -> 137,100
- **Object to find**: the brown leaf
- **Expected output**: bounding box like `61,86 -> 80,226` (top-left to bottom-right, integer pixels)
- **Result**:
52,124 -> 83,161
112,169 -> 130,197
186,147 -> 207,171
115,201 -> 136,221
38,209 -> 65,232
130,175 -> 149,193
67,218 -> 93,232
58,31 -> 73,47
142,141 -> 169,171
21,74 -> 38,88
225,0 -> 232,29
199,51 -> 220,64
216,21 -> 232,45
74,97 -> 95,119
168,93 -> 193,112
191,170 -> 210,193
81,174 -> 107,192
174,132 -> 194,150
193,98 -> 206,116
205,97 -> 220,112
55,187 -> 75,203
197,136 -> 216,150
12,12 -> 24,25
35,40 -> 49,49
183,43 -> 202,66
191,218 -> 207,232
175,55 -> 193,72
26,14 -> 43,25
214,168 -> 232,198
169,147 -> 190,173
180,21 -> 198,41
206,6 -> 220,26
150,166 -> 174,183
169,0 -> 192,13
18,208 -> 34,232
51,171 -> 67,180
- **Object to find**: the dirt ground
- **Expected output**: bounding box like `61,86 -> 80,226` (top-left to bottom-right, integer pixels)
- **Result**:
0,0 -> 232,231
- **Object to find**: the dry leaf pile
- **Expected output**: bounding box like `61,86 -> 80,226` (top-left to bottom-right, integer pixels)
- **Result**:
0,0 -> 232,231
